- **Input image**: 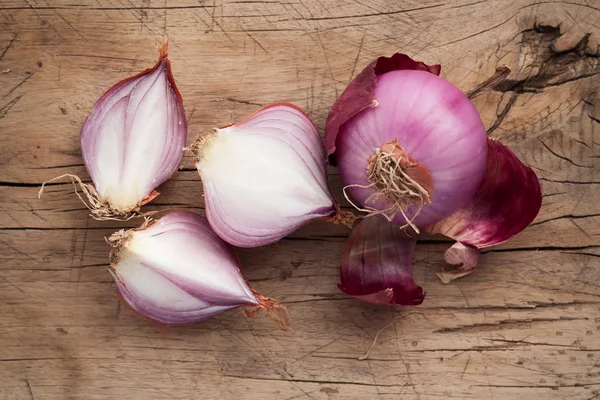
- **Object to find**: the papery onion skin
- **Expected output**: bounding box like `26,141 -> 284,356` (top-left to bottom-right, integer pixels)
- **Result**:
109,212 -> 259,326
326,53 -> 488,227
81,42 -> 187,214
444,242 -> 480,269
425,138 -> 542,252
194,102 -> 337,248
325,53 -> 440,156
338,217 -> 425,306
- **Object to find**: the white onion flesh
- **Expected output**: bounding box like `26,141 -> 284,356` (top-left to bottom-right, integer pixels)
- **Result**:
195,103 -> 336,247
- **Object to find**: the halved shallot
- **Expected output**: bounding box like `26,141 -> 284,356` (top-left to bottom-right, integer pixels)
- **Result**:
108,211 -> 291,329
39,41 -> 187,220
192,103 -> 352,248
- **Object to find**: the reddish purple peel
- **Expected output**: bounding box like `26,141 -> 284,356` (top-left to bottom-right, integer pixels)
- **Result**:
443,242 -> 480,271
338,217 -> 425,306
436,243 -> 481,284
325,53 -> 441,156
425,138 -> 542,250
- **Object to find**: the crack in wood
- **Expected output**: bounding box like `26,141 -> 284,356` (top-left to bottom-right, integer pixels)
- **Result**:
530,213 -> 600,226
487,93 -> 517,135
537,137 -> 593,168
570,219 -> 593,240
435,316 -> 587,334
540,177 -> 600,185
487,245 -> 600,253
495,27 -> 599,94
0,181 -> 89,188
489,338 -> 579,348
542,191 -> 567,198
471,383 -> 600,389
0,95 -> 22,119
225,97 -> 263,106
3,72 -> 35,99
25,379 -> 34,400
0,33 -> 18,62
223,374 -> 401,388
304,3 -> 445,21
1,5 -> 216,10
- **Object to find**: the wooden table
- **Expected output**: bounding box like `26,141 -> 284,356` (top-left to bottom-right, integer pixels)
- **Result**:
1,0 -> 599,399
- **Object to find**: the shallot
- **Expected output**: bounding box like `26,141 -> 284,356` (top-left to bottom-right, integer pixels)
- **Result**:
192,102 -> 352,248
39,41 -> 187,220
108,211 -> 290,329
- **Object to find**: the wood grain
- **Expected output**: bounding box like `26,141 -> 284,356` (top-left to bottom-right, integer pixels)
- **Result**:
1,0 -> 599,399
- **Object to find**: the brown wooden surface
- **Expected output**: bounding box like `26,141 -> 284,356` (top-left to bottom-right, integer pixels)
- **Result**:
1,0 -> 600,399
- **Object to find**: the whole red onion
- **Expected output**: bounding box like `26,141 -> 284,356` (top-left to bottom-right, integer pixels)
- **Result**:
327,54 -> 542,305
326,54 -> 488,228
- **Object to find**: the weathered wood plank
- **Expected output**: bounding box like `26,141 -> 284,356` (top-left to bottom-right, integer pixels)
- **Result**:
3,177 -> 600,250
2,236 -> 599,308
1,0 -> 600,399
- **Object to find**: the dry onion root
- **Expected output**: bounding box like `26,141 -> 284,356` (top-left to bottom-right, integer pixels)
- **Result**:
342,139 -> 434,233
38,40 -> 187,221
38,174 -> 159,221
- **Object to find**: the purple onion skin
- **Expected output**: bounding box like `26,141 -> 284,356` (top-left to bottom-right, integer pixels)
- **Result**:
425,139 -> 542,249
443,242 -> 480,272
338,217 -> 425,306
325,53 -> 440,155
